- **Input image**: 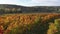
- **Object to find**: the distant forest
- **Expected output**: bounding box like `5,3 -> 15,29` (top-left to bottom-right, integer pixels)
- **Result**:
0,4 -> 60,14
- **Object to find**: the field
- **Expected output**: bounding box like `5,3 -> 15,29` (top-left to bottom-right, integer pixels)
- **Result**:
0,13 -> 60,34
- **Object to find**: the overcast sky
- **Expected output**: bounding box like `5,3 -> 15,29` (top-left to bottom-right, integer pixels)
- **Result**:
0,0 -> 60,6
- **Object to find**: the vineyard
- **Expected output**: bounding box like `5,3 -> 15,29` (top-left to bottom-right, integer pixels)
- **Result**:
0,13 -> 60,34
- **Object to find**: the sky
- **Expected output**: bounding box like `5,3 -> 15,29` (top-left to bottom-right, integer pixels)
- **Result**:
0,0 -> 60,6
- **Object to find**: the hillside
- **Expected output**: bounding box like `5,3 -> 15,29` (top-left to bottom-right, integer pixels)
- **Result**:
0,4 -> 60,34
0,4 -> 60,14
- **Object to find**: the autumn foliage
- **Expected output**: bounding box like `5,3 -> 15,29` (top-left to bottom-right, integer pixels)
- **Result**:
0,13 -> 59,34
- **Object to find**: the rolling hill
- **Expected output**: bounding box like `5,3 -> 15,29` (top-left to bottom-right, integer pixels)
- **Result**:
0,4 -> 60,14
